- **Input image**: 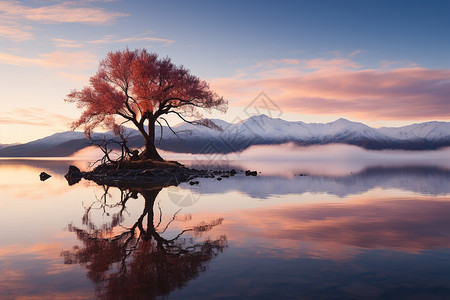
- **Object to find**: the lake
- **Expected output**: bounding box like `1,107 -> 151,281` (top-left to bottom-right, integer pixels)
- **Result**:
1,150 -> 450,299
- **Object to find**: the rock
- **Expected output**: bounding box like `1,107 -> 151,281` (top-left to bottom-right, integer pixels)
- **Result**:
39,172 -> 51,181
217,177 -> 222,181
245,170 -> 257,176
65,165 -> 83,186
230,169 -> 236,176
130,150 -> 139,161
66,165 -> 82,177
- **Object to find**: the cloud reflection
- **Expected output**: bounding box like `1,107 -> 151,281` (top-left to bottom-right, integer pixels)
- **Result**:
222,197 -> 450,261
0,242 -> 92,299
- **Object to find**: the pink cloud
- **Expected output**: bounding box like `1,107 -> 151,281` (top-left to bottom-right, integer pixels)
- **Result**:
0,51 -> 97,69
51,38 -> 85,48
301,57 -> 362,70
211,58 -> 450,121
52,33 -> 175,48
0,108 -> 74,127
0,1 -> 128,25
349,49 -> 365,57
239,57 -> 360,78
380,60 -> 418,69
0,0 -> 128,41
97,34 -> 175,46
0,22 -> 33,41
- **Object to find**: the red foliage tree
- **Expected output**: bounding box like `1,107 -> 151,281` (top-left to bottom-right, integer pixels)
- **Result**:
66,49 -> 227,161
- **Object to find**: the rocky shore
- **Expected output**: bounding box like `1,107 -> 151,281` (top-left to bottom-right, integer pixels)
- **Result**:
64,160 -> 251,188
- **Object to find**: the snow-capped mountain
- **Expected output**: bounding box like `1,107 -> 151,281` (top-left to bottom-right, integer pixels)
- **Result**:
159,115 -> 450,153
378,121 -> 450,141
0,115 -> 449,157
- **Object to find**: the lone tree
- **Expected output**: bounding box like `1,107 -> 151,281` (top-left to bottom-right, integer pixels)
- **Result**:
66,49 -> 227,161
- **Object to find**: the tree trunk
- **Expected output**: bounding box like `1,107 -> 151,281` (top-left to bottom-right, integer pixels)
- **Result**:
139,118 -> 164,161
138,188 -> 161,241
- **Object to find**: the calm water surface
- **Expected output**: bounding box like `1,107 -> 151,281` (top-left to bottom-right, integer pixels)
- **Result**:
1,157 -> 450,299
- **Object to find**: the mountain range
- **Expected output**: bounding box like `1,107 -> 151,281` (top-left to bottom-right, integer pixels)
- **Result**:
0,115 -> 449,157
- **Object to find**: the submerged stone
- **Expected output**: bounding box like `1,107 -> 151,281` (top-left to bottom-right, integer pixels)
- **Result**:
39,172 -> 51,181
65,165 -> 83,186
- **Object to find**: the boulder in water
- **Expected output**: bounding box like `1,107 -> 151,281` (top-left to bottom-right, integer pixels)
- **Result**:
39,172 -> 51,181
65,165 -> 83,185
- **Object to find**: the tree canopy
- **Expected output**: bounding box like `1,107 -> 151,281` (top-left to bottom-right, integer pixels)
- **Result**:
66,48 -> 227,161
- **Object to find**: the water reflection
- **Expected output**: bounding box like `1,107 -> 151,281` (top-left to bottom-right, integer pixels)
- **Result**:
198,165 -> 450,198
61,185 -> 227,299
2,159 -> 450,299
222,197 -> 450,259
0,158 -> 88,176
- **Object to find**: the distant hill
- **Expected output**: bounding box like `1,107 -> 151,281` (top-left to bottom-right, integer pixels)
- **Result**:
0,143 -> 20,150
0,130 -> 143,157
0,115 -> 449,157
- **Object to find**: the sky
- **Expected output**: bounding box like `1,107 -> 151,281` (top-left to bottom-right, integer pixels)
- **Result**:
1,0 -> 450,144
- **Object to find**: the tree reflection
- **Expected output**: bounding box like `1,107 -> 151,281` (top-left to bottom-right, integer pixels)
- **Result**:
62,185 -> 227,299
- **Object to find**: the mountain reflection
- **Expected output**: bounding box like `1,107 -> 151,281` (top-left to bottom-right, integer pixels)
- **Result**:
61,185 -> 227,300
199,165 -> 450,198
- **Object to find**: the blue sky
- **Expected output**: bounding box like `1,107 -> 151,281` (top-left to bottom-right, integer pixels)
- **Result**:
1,0 -> 450,143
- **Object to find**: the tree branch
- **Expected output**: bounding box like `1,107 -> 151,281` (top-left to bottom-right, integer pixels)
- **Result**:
159,117 -> 183,140
155,119 -> 164,144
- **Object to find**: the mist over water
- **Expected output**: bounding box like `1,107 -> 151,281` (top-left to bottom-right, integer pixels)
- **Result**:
69,143 -> 450,179
166,143 -> 450,176
71,143 -> 450,171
